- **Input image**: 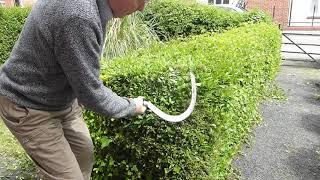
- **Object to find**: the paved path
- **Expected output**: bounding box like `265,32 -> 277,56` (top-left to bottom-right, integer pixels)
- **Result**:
233,31 -> 320,180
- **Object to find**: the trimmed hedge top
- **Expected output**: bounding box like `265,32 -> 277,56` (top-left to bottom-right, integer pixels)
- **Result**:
143,0 -> 272,40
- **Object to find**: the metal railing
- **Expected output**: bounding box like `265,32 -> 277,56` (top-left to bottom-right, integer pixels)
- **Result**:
282,32 -> 320,62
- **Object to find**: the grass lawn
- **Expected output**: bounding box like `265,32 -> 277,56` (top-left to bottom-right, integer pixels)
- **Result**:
0,120 -> 25,157
0,120 -> 36,178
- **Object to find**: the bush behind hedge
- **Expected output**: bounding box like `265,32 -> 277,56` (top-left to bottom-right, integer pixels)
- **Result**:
85,23 -> 281,179
0,2 -> 271,64
0,7 -> 30,64
143,0 -> 272,40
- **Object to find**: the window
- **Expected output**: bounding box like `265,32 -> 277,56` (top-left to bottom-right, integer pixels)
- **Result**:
208,0 -> 229,4
236,0 -> 246,9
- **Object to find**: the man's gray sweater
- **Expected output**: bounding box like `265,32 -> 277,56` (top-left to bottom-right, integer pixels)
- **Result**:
0,0 -> 136,118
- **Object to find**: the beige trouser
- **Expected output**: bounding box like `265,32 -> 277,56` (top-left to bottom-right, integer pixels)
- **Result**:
0,96 -> 94,180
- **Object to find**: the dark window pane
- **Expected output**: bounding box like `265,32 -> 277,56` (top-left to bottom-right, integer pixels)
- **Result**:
223,0 -> 229,4
216,0 -> 222,4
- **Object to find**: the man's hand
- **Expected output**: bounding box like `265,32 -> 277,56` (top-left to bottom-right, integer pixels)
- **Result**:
132,96 -> 147,115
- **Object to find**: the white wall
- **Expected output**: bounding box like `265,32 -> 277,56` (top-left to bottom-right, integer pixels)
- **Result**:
289,0 -> 320,27
22,0 -> 36,6
196,0 -> 239,5
196,0 -> 208,4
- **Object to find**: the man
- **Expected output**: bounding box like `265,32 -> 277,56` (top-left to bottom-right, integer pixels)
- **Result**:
0,0 -> 147,179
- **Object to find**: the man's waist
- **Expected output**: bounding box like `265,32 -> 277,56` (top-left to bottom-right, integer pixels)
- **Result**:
0,89 -> 75,111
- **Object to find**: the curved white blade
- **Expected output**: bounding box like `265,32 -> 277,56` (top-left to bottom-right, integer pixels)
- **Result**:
143,72 -> 197,122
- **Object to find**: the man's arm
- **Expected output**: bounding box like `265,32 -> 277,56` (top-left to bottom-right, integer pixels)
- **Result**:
54,17 -> 136,118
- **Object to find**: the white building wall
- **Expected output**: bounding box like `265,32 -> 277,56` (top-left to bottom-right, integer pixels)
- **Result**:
22,0 -> 36,6
196,0 -> 239,5
197,0 -> 208,4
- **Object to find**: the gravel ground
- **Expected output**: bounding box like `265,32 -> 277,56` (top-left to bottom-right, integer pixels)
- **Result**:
233,31 -> 320,180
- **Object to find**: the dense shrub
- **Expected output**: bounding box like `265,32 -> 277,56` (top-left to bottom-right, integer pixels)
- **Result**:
0,7 -> 30,64
85,23 -> 281,179
143,0 -> 272,40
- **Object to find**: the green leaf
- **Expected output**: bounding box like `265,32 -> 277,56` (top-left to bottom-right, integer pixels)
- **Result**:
173,166 -> 181,174
100,136 -> 112,149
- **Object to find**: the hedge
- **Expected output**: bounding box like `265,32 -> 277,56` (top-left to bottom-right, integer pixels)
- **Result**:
143,0 -> 272,40
85,23 -> 281,179
0,7 -> 30,64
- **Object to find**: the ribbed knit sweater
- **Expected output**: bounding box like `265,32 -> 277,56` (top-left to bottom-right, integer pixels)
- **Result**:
0,0 -> 136,118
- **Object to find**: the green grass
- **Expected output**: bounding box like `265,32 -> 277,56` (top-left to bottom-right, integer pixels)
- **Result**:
0,120 -> 36,178
0,120 -> 25,157
264,83 -> 287,101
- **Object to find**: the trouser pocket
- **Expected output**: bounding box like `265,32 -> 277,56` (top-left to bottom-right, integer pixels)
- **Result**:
0,96 -> 29,126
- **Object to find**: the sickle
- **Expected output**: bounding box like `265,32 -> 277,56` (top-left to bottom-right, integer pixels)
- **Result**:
143,72 -> 197,122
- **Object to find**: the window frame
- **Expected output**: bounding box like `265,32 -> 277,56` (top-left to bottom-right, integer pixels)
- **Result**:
308,0 -> 319,19
208,0 -> 230,5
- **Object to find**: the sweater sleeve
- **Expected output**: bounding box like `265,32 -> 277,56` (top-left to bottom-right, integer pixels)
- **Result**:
54,17 -> 136,118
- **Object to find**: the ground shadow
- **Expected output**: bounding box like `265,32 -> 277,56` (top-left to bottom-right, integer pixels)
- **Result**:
286,146 -> 320,180
303,81 -> 320,107
281,62 -> 320,69
282,58 -> 315,62
301,114 -> 320,136
302,79 -> 320,105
